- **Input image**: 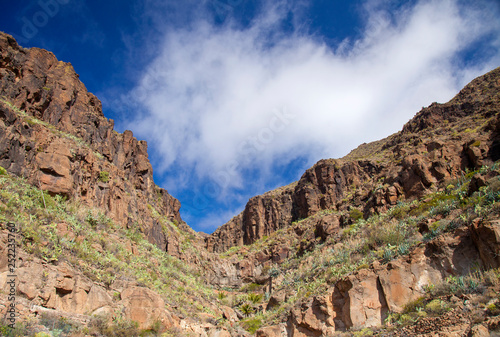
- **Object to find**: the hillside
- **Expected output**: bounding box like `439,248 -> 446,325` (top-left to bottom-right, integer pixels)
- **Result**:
0,31 -> 500,336
208,67 -> 500,253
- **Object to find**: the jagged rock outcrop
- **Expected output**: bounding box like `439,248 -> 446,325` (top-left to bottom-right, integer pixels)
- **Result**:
0,32 -> 186,251
208,66 -> 500,253
207,184 -> 296,253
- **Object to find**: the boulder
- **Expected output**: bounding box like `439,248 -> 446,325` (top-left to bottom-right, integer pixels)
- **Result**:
120,286 -> 179,330
256,325 -> 284,337
221,305 -> 239,322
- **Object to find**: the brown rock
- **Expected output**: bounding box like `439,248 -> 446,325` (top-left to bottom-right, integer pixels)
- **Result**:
288,227 -> 484,333
314,214 -> 340,241
378,260 -> 417,313
332,269 -> 387,330
471,324 -> 490,337
468,173 -> 488,196
0,31 -> 184,254
266,291 -> 286,311
120,286 -> 179,330
256,325 -> 283,337
221,305 -> 239,322
287,292 -> 335,336
471,219 -> 500,269
209,330 -> 232,337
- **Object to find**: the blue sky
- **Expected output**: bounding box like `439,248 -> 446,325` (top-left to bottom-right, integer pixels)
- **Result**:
1,0 -> 500,233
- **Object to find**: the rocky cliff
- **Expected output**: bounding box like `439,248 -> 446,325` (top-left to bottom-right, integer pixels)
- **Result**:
0,32 -> 189,253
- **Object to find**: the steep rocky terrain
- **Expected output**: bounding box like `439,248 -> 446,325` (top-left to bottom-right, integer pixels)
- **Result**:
0,31 -> 500,337
204,67 -> 500,335
208,66 -> 500,252
0,31 -> 190,255
0,31 -> 237,336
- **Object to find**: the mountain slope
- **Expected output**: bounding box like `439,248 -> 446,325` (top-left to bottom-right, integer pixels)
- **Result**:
0,31 -> 189,254
1,31 -> 500,337
208,66 -> 500,254
0,32 -> 240,337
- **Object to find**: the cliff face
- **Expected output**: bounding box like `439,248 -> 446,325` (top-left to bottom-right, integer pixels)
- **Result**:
207,184 -> 296,253
0,32 -> 185,252
208,67 -> 500,253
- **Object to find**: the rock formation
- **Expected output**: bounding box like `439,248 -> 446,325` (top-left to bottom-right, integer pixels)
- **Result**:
0,32 -> 187,252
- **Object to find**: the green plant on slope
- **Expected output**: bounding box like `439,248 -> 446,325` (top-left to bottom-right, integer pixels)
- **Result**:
99,171 -> 110,183
248,293 -> 263,304
240,303 -> 255,317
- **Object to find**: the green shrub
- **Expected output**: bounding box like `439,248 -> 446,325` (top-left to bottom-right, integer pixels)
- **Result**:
86,211 -> 99,228
425,299 -> 445,313
99,171 -> 110,183
241,317 -> 262,333
40,314 -> 75,334
349,208 -> 364,222
90,315 -> 140,337
240,303 -> 255,317
342,224 -> 358,237
35,333 -> 51,337
353,327 -> 374,336
403,296 -> 426,313
241,283 -> 261,292
0,166 -> 7,175
0,321 -> 29,337
399,314 -> 414,324
268,266 -> 281,278
248,293 -> 263,304
390,207 -> 407,220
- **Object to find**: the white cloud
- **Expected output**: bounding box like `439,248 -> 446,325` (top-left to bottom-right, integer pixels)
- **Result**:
125,0 -> 500,209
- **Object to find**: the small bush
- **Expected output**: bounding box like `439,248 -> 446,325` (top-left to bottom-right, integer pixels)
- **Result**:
241,283 -> 261,292
86,211 -> 99,228
241,317 -> 262,333
0,166 -> 7,175
98,171 -> 110,183
399,314 -> 414,324
240,304 -> 255,317
90,315 -> 140,337
349,209 -> 364,222
353,327 -> 374,336
390,207 -> 407,220
248,293 -> 263,304
40,314 -> 75,334
35,333 -> 51,337
425,299 -> 445,314
268,266 -> 281,278
0,321 -> 30,337
404,297 -> 426,313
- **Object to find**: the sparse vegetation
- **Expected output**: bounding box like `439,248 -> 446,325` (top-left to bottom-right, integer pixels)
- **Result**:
229,161 -> 500,329
0,172 -> 218,325
98,171 -> 110,183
